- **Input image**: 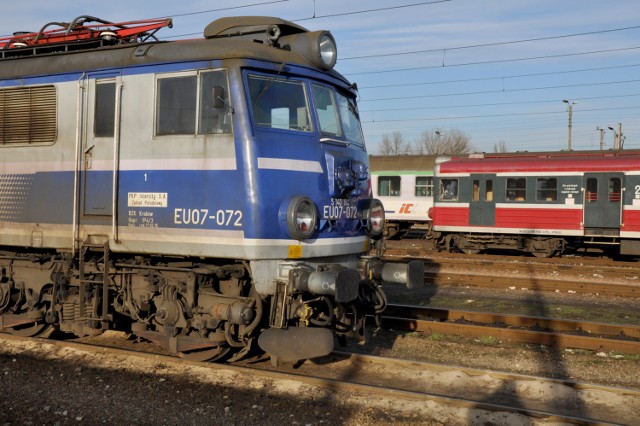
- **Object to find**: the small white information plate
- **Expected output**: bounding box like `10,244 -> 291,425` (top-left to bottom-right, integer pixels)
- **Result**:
127,192 -> 168,208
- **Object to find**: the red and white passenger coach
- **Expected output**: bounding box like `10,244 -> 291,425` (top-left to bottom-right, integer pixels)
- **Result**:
430,151 -> 640,257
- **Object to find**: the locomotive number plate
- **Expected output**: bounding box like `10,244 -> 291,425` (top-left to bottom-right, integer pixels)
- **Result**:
322,198 -> 360,220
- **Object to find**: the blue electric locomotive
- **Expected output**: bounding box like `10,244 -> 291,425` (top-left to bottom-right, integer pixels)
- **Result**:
0,16 -> 422,362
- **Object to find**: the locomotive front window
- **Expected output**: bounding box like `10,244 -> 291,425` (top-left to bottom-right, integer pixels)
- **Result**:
336,92 -> 365,146
536,178 -> 557,202
378,176 -> 400,196
415,176 -> 433,197
506,178 -> 526,201
312,84 -> 365,147
439,178 -> 459,201
248,75 -> 311,132
313,84 -> 342,137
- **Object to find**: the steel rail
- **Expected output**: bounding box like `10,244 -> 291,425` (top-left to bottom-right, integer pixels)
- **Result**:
383,246 -> 640,281
382,304 -> 640,354
420,270 -> 640,297
381,248 -> 640,297
385,304 -> 640,339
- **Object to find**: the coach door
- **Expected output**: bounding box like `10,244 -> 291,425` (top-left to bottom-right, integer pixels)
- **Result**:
78,72 -> 122,235
469,174 -> 496,227
583,173 -> 623,235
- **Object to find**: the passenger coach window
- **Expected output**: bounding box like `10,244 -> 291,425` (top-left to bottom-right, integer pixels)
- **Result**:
586,178 -> 598,202
506,178 -> 526,201
378,176 -> 401,196
609,178 -> 622,202
156,70 -> 232,136
415,176 -> 433,197
485,180 -> 494,201
249,75 -> 311,132
472,180 -> 480,201
439,178 -> 459,201
536,178 -> 557,202
95,81 -> 116,137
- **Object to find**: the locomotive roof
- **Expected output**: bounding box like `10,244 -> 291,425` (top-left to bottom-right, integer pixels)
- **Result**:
0,16 -> 349,85
369,155 -> 438,172
437,150 -> 640,174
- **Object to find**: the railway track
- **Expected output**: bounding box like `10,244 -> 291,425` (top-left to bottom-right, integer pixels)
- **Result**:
2,332 -> 638,424
382,246 -> 640,298
382,304 -> 640,354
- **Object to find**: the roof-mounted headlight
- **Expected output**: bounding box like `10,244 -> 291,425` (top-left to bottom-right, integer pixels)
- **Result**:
280,196 -> 318,240
318,32 -> 337,69
279,30 -> 338,70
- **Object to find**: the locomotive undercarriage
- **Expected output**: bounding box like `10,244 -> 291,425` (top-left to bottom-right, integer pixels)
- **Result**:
0,245 -> 388,363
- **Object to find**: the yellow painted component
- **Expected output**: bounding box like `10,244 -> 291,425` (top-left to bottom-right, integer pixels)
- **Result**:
298,304 -> 313,326
288,245 -> 303,258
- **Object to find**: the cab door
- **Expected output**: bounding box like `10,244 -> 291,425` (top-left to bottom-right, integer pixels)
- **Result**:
469,174 -> 496,226
78,72 -> 122,236
583,173 -> 623,235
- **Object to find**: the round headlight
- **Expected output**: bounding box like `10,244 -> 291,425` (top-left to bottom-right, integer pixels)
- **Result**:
318,32 -> 337,69
285,196 -> 318,240
366,199 -> 385,239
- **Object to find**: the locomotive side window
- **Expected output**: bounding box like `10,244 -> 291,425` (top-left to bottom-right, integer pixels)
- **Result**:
248,75 -> 311,132
609,178 -> 622,202
94,81 -> 116,137
536,178 -> 557,202
586,178 -> 598,202
506,178 -> 526,201
156,70 -> 232,136
378,176 -> 400,196
157,75 -> 197,135
0,85 -> 56,145
415,176 -> 433,196
439,178 -> 459,201
472,180 -> 480,201
199,71 -> 232,134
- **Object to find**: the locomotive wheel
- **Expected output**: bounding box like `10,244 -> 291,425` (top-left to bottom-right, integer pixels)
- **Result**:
459,247 -> 481,255
531,250 -> 555,258
179,346 -> 231,362
1,290 -> 55,338
3,321 -> 54,338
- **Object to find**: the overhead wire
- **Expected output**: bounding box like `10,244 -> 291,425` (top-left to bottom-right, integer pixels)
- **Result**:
357,63 -> 640,90
359,79 -> 640,103
341,24 -> 640,61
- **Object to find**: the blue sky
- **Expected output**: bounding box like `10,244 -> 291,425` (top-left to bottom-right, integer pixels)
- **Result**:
2,0 -> 639,154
